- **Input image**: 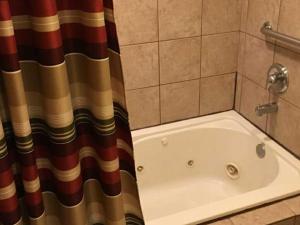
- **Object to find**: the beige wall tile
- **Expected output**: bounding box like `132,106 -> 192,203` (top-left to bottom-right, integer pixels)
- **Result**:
235,74 -> 243,111
240,0 -> 248,32
121,43 -> 159,90
160,37 -> 201,84
126,87 -> 160,129
230,201 -> 294,225
240,78 -> 269,130
201,32 -> 239,77
202,0 -> 241,35
158,0 -> 202,40
274,46 -> 300,108
160,80 -> 200,123
284,196 -> 300,216
200,74 -> 236,115
267,98 -> 300,157
114,0 -> 158,45
244,35 -> 275,87
246,0 -> 281,39
278,0 -> 300,40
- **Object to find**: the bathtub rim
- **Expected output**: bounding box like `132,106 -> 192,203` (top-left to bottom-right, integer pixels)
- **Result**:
132,110 -> 300,225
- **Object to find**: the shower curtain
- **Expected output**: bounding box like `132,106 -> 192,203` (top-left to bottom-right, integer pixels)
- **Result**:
0,0 -> 144,225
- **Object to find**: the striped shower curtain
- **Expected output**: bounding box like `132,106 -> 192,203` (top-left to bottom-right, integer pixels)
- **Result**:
0,0 -> 143,225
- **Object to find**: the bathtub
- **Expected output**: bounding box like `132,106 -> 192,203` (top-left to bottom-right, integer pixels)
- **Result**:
132,111 -> 300,225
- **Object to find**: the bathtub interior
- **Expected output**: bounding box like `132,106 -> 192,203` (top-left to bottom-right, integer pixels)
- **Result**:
132,111 -> 300,224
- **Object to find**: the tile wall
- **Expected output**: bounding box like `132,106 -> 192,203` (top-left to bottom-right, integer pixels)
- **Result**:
236,0 -> 300,157
112,0 -> 300,224
114,0 -> 241,129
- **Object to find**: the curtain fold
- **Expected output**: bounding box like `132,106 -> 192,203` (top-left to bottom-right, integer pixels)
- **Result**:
0,0 -> 144,225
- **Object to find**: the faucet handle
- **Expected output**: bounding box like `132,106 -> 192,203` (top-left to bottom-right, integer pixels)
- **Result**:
267,63 -> 288,94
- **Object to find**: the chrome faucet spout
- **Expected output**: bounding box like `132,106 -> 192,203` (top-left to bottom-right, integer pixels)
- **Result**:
255,103 -> 278,117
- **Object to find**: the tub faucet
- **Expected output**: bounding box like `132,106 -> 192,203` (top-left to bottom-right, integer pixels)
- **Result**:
255,103 -> 278,117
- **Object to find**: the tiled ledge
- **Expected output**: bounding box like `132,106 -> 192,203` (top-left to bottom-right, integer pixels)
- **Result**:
203,195 -> 300,225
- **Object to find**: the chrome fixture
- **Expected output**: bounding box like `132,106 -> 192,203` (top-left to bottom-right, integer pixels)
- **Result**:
255,63 -> 288,117
261,21 -> 300,47
267,63 -> 289,94
255,103 -> 278,117
256,143 -> 266,159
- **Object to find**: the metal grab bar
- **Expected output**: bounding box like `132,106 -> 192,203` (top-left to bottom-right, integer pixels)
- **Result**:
261,22 -> 300,47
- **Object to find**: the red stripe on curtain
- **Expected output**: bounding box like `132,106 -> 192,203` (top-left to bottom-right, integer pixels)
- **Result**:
29,0 -> 58,17
51,153 -> 79,170
0,53 -> 20,71
55,176 -> 82,194
0,196 -> 19,212
57,0 -> 104,12
7,0 -> 29,16
0,210 -> 21,225
96,146 -> 118,161
81,0 -> 104,12
83,26 -> 107,43
103,0 -> 113,9
0,157 -> 12,172
24,191 -> 43,206
33,31 -> 63,49
14,30 -> 33,46
0,171 -> 14,187
60,23 -> 82,39
22,165 -> 39,181
100,181 -> 121,196
99,170 -> 120,185
56,0 -> 81,10
0,1 -> 12,20
0,36 -> 18,54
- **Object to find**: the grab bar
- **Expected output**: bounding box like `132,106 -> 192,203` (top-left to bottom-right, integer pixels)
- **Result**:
261,21 -> 300,47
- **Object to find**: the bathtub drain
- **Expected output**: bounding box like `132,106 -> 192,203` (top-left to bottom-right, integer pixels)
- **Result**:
226,163 -> 239,180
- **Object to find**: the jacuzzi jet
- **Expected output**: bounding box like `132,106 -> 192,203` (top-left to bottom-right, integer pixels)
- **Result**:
137,166 -> 144,172
187,160 -> 194,168
226,163 -> 239,179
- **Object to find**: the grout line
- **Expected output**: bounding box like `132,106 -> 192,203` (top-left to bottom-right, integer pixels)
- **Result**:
125,72 -> 238,92
160,78 -> 201,87
199,0 -> 204,116
119,30 -> 240,48
242,75 -> 267,90
244,0 -> 249,33
157,0 -> 162,124
278,96 -> 300,111
201,30 -> 240,38
238,75 -> 243,112
277,0 -> 284,31
201,71 -> 238,79
233,72 -> 238,111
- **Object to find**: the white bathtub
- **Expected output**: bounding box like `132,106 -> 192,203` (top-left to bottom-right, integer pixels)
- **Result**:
132,111 -> 300,225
